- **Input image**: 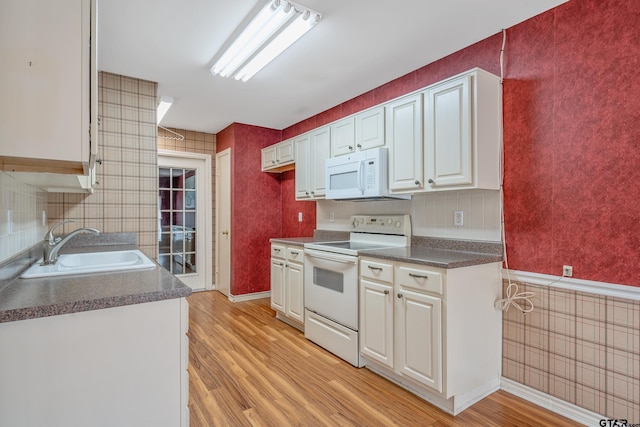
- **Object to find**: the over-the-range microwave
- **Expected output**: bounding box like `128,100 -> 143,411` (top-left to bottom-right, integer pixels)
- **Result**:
325,147 -> 411,201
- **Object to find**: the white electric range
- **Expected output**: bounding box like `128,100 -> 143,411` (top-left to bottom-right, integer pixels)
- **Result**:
303,214 -> 411,367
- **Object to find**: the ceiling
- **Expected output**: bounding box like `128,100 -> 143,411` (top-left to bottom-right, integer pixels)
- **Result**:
98,0 -> 566,134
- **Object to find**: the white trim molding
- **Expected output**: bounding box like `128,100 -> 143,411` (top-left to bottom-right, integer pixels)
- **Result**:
501,377 -> 604,426
502,269 -> 640,301
229,291 -> 271,302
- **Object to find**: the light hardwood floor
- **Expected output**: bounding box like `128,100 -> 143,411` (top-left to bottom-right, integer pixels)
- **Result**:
187,291 -> 582,426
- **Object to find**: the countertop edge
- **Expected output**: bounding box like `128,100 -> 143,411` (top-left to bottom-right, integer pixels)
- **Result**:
358,250 -> 503,269
0,287 -> 191,324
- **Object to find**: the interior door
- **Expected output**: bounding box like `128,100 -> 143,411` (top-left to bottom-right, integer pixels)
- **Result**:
215,148 -> 231,297
158,152 -> 212,291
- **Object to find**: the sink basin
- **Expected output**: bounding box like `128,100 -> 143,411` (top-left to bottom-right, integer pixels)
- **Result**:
21,249 -> 156,279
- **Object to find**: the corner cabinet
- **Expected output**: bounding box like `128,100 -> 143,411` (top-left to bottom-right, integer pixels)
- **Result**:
271,243 -> 305,328
261,139 -> 295,172
295,127 -> 331,200
422,69 -> 501,191
359,256 -> 502,415
0,0 -> 98,193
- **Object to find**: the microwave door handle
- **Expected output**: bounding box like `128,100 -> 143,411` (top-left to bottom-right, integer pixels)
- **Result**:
359,160 -> 364,195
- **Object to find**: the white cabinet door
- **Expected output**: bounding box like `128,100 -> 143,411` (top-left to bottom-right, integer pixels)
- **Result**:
355,106 -> 385,151
286,262 -> 304,323
276,139 -> 295,164
386,94 -> 424,192
396,287 -> 442,393
309,126 -> 331,198
294,133 -> 311,199
262,146 -> 278,170
360,278 -> 394,368
0,0 -> 95,177
424,75 -> 472,188
270,258 -> 285,312
330,117 -> 355,157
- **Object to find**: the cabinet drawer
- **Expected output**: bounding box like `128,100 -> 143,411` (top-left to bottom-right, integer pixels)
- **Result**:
397,266 -> 442,295
286,247 -> 304,262
361,259 -> 393,283
271,244 -> 285,258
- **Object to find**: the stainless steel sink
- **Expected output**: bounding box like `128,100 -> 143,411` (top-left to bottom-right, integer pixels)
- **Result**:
21,249 -> 156,279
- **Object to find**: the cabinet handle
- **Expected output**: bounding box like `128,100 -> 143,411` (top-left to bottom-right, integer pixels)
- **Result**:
428,179 -> 435,185
272,160 -> 276,164
414,180 -> 420,185
311,191 -> 315,195
367,266 -> 383,271
409,273 -> 429,280
305,191 -> 309,196
290,251 -> 299,255
348,146 -> 353,150
357,144 -> 362,149
222,230 -> 229,235
397,293 -> 403,299
274,248 -> 281,252
384,290 -> 389,295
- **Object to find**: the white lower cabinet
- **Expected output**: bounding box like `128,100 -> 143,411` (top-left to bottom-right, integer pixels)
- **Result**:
359,256 -> 502,415
271,244 -> 305,327
0,298 -> 190,427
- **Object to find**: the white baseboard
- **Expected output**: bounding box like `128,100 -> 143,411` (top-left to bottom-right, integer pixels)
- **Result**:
500,377 -> 604,426
228,290 -> 270,302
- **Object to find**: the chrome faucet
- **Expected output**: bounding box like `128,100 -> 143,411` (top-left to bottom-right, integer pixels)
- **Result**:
42,220 -> 100,265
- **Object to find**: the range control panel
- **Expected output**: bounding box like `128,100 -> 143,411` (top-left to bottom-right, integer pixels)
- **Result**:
351,214 -> 411,236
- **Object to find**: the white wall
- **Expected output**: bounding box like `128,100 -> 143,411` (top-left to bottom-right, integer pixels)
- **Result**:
316,189 -> 501,241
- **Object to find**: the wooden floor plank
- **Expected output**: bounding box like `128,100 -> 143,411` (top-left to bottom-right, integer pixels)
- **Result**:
187,291 -> 583,427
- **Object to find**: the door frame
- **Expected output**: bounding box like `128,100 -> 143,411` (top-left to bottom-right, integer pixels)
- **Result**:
215,148 -> 231,297
158,149 -> 213,291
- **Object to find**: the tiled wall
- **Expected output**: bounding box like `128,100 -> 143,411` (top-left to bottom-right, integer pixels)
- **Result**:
316,189 -> 501,241
157,127 -> 216,277
48,72 -> 158,259
502,280 -> 640,421
0,172 -> 48,263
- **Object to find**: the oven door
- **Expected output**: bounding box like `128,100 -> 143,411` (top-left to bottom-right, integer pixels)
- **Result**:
304,248 -> 359,330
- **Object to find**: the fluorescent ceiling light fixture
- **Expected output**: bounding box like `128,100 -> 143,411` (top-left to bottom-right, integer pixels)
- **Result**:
157,96 -> 174,125
210,0 -> 321,82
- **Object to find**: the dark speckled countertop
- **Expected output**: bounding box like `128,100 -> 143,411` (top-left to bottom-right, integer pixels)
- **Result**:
0,233 -> 191,323
270,231 -> 503,269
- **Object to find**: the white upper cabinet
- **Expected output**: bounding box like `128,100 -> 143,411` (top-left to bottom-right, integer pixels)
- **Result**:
295,128 -> 330,200
355,106 -> 385,152
261,138 -> 295,172
330,117 -> 355,157
386,93 -> 424,192
331,106 -> 386,157
0,0 -> 97,190
423,69 -> 501,191
309,126 -> 331,198
294,133 -> 311,199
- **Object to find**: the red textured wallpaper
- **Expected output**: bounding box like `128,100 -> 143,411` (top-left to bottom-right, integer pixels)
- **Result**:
217,123 -> 283,295
279,0 -> 640,286
280,170 -> 316,238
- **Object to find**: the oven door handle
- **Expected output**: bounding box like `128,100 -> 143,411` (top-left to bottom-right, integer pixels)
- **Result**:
304,249 -> 358,264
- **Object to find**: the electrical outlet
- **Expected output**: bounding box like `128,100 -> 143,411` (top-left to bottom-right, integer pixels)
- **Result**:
298,212 -> 303,222
562,265 -> 573,277
329,212 -> 335,223
454,210 -> 464,226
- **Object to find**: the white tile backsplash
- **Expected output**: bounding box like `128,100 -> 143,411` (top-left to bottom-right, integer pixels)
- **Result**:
0,171 -> 48,263
316,189 -> 501,241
